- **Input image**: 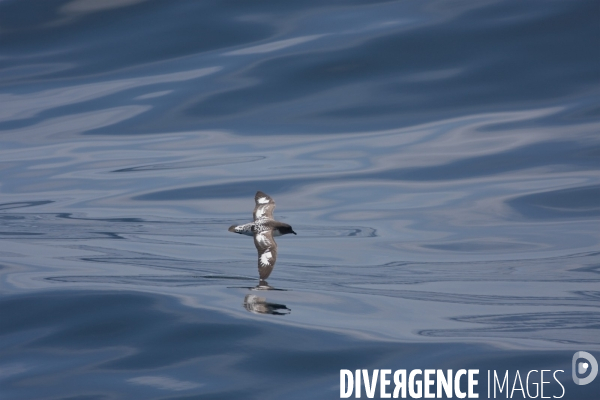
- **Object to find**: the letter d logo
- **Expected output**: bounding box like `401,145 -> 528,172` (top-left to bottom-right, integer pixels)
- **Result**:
572,351 -> 598,385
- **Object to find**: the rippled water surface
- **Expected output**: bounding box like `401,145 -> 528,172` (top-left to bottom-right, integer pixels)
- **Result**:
1,0 -> 599,399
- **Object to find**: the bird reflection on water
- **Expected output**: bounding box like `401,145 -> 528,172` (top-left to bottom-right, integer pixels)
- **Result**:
244,295 -> 290,315
243,294 -> 290,315
231,280 -> 291,315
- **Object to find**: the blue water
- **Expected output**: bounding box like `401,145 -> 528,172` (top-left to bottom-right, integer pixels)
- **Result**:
1,0 -> 599,399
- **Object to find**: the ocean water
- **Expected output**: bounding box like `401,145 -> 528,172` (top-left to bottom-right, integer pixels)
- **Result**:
1,0 -> 599,399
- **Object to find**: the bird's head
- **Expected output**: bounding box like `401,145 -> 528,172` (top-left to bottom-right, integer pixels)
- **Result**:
280,224 -> 297,235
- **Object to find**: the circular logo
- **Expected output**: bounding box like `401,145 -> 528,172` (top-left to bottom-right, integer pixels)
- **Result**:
572,351 -> 598,385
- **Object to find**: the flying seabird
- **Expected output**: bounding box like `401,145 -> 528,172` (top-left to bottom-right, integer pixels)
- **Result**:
228,191 -> 296,280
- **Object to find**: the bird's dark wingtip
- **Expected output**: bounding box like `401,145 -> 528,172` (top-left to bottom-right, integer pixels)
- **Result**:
228,225 -> 237,233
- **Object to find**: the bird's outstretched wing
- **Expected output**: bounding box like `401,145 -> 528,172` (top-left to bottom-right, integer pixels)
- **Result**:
253,230 -> 278,280
253,191 -> 275,221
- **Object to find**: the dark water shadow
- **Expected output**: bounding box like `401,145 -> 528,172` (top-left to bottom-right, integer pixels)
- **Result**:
507,184 -> 600,219
0,201 -> 53,210
111,156 -> 265,173
2,290 -> 596,399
